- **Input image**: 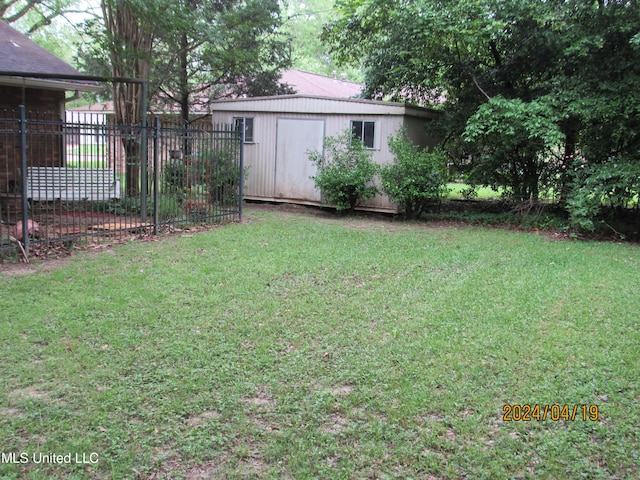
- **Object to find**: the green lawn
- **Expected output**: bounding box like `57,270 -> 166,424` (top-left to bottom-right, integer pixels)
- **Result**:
1,205 -> 638,479
448,182 -> 503,199
66,144 -> 108,169
66,159 -> 108,169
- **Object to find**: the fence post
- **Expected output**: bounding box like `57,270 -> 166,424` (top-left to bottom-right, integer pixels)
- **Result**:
153,116 -> 160,235
19,105 -> 29,257
140,81 -> 149,222
238,120 -> 244,221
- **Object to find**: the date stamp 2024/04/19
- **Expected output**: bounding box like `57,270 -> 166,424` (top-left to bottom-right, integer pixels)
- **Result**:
502,404 -> 599,422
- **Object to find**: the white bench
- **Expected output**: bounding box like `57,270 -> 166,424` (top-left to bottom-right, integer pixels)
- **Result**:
26,167 -> 121,201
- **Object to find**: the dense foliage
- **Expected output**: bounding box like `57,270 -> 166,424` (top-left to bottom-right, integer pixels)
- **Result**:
150,0 -> 291,123
380,130 -> 449,218
162,147 -> 242,207
324,0 -> 640,230
308,129 -> 379,211
80,0 -> 291,124
463,97 -> 564,202
0,0 -> 81,33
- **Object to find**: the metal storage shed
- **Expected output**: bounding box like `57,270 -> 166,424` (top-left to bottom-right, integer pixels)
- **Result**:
210,94 -> 441,212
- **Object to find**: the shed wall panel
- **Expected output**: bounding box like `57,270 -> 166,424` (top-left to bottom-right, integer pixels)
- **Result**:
242,114 -> 277,198
275,118 -> 324,201
210,97 -> 442,213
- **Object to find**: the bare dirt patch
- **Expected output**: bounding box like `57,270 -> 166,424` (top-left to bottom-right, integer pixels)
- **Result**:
330,384 -> 355,396
245,386 -> 275,410
8,386 -> 50,402
319,412 -> 349,434
2,253 -> 74,277
185,410 -> 221,427
0,242 -> 115,277
184,462 -> 227,480
0,407 -> 23,417
0,223 -> 215,277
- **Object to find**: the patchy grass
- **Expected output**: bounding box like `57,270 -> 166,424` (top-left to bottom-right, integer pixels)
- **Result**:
1,205 -> 639,479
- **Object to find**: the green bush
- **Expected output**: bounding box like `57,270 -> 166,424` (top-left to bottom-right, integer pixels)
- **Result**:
566,159 -> 640,232
161,147 -> 242,208
380,130 -> 449,218
462,96 -> 564,202
566,188 -> 601,233
185,147 -> 242,208
307,129 -> 379,212
162,160 -> 187,194
203,148 -> 242,207
155,194 -> 183,221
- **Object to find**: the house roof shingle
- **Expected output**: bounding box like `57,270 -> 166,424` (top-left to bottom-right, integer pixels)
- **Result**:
0,20 -> 100,91
0,20 -> 82,76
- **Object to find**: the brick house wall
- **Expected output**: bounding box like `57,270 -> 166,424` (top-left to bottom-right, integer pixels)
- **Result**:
0,85 -> 64,193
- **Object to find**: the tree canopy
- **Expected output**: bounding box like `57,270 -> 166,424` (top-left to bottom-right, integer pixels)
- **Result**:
1,0 -> 87,33
282,0 -> 362,81
75,0 -> 292,195
79,0 -> 291,123
324,0 -> 640,211
150,0 -> 292,123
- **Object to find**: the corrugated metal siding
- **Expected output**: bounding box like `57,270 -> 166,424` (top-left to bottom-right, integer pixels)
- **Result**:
211,95 -> 435,117
243,145 -> 272,199
275,118 -> 324,202
404,115 -> 443,150
210,97 -> 442,212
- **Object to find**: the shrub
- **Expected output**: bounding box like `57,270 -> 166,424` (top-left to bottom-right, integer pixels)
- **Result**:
565,189 -> 600,233
307,129 -> 379,212
566,159 -> 640,232
161,148 -> 242,207
156,194 -> 183,221
203,147 -> 242,208
162,160 -> 187,194
158,147 -> 241,209
462,96 -> 564,202
380,130 -> 449,218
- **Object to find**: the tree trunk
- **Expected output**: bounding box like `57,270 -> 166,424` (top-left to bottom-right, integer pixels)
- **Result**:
123,139 -> 141,198
179,32 -> 192,158
559,118 -> 579,206
102,0 -> 154,198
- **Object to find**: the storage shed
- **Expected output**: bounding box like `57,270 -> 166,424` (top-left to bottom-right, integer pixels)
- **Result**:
209,94 -> 442,212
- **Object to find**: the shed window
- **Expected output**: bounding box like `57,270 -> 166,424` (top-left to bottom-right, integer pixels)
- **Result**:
351,120 -> 375,149
234,117 -> 254,143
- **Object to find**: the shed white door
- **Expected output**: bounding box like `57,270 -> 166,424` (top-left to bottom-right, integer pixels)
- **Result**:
275,118 -> 325,201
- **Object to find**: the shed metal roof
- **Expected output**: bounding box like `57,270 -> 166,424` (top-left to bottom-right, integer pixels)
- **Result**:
210,94 -> 439,118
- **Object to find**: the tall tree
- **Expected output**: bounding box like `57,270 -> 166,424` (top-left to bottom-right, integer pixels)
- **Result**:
96,0 -> 161,196
323,0 -> 640,207
151,0 -> 292,126
82,0 -> 292,124
282,0 -> 362,81
1,0 -> 84,33
79,0 -> 292,195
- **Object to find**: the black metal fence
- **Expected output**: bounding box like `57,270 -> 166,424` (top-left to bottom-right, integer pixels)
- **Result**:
0,106 -> 243,258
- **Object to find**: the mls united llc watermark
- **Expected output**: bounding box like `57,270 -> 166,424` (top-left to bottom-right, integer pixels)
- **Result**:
1,452 -> 99,465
